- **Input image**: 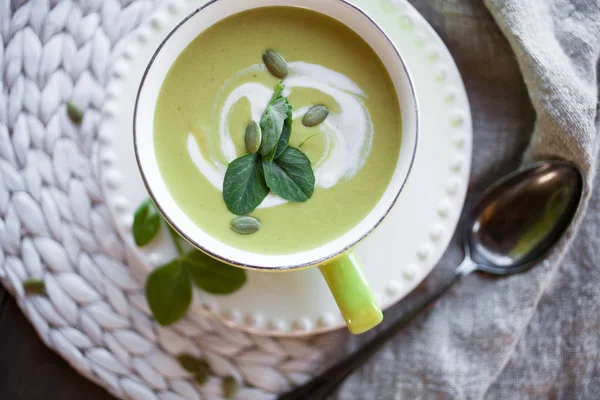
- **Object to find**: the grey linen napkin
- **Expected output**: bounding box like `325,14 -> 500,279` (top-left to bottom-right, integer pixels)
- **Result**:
334,0 -> 600,399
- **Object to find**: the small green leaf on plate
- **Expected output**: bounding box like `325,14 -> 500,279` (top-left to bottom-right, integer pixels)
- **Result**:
23,278 -> 46,295
183,251 -> 247,295
222,376 -> 239,399
66,102 -> 83,125
133,199 -> 162,246
263,147 -> 315,202
145,260 -> 192,326
230,216 -> 261,235
244,121 -> 262,154
263,50 -> 288,79
223,153 -> 269,215
302,105 -> 329,127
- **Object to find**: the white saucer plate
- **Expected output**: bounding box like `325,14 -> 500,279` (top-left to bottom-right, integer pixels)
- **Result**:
99,0 -> 472,337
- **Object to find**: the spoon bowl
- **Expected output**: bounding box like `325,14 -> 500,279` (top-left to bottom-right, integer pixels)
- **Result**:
467,161 -> 583,275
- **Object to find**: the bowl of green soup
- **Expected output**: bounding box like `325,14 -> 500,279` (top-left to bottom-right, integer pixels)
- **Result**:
134,0 -> 418,334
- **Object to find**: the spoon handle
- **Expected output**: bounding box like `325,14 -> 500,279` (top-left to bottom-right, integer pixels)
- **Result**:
278,262 -> 473,400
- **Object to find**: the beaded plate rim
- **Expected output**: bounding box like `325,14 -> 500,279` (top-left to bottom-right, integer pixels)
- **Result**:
98,0 -> 473,337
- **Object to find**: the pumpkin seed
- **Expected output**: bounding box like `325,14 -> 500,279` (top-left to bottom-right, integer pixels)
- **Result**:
230,216 -> 261,235
263,50 -> 288,79
222,376 -> 238,399
66,102 -> 83,125
302,105 -> 329,127
244,121 -> 262,154
22,278 -> 46,295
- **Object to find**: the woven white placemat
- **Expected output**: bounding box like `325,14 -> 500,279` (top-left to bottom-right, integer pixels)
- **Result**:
0,1 -> 347,399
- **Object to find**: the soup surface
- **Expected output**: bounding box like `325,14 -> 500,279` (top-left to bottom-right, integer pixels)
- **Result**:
154,6 -> 401,254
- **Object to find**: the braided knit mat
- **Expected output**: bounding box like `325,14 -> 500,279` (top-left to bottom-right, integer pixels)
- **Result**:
0,1 -> 352,399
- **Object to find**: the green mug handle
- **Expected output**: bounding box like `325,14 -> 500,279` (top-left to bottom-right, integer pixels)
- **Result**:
319,251 -> 383,334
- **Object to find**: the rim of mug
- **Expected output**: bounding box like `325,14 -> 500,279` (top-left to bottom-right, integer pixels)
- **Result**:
133,0 -> 419,271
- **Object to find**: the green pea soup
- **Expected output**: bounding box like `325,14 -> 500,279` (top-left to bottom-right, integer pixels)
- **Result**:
153,7 -> 401,254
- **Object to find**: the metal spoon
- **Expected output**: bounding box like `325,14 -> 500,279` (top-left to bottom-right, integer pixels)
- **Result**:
279,160 -> 584,400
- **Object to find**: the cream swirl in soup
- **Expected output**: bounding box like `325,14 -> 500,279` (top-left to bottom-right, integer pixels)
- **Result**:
187,61 -> 373,208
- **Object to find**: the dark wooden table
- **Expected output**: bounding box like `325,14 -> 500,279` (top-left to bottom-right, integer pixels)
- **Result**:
0,287 -> 114,399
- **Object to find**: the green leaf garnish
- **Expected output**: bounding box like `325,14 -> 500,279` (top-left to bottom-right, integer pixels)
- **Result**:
194,366 -> 210,385
23,278 -> 46,295
223,153 -> 269,215
177,353 -> 210,383
133,199 -> 161,246
272,104 -> 293,159
223,376 -> 239,399
66,102 -> 83,125
270,81 -> 285,101
183,251 -> 247,295
263,147 -> 315,202
145,260 -> 192,326
134,196 -> 248,326
144,248 -> 247,325
259,97 -> 291,157
177,354 -> 203,373
222,81 -> 306,215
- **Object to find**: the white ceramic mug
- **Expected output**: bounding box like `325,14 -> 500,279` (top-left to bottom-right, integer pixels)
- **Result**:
134,0 -> 419,334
